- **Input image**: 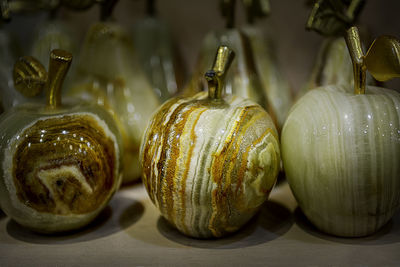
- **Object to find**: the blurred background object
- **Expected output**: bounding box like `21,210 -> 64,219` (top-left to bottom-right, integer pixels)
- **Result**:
132,0 -> 185,102
2,0 -> 400,96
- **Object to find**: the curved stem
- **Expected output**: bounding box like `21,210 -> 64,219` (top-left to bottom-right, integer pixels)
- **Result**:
345,26 -> 366,94
46,49 -> 72,108
206,46 -> 235,100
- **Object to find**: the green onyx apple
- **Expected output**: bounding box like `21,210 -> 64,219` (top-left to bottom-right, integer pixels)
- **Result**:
282,27 -> 400,237
0,49 -> 122,233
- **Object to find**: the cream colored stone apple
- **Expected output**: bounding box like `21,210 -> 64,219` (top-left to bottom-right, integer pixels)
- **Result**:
282,27 -> 400,237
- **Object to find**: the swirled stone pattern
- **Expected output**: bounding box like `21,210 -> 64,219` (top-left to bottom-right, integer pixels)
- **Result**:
140,92 -> 281,238
1,111 -> 121,232
282,85 -> 400,237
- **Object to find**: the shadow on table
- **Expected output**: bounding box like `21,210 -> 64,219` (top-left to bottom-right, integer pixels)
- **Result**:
294,207 -> 400,245
157,199 -> 293,249
6,196 -> 144,245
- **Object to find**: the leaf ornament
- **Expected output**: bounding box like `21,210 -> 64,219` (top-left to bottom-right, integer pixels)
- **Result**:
306,0 -> 365,36
365,36 -> 400,82
346,26 -> 400,94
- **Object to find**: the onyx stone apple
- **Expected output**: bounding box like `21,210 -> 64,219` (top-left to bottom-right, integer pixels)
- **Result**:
0,50 -> 122,233
282,85 -> 400,237
140,46 -> 281,238
282,27 -> 400,237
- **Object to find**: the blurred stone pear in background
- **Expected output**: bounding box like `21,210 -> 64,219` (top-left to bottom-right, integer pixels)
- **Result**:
68,0 -> 160,184
132,0 -> 185,103
0,0 -> 80,111
299,0 -> 374,97
0,28 -> 23,111
185,0 -> 292,130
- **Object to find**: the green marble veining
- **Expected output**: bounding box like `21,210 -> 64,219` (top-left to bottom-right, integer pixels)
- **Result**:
282,85 -> 400,237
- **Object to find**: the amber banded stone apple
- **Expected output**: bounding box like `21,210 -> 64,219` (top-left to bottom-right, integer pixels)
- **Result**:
0,49 -> 122,233
140,46 -> 280,238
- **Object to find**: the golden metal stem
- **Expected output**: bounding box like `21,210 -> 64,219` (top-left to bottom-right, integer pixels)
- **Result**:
46,49 -> 72,108
345,26 -> 366,94
206,46 -> 235,100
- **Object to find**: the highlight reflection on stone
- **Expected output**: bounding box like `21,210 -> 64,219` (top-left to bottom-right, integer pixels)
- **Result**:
0,104 -> 122,233
12,114 -> 116,215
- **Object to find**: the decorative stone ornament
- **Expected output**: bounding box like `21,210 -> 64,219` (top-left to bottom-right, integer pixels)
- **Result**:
132,0 -> 184,102
300,0 -> 373,95
140,46 -> 281,238
185,0 -> 292,130
0,49 -> 122,233
282,27 -> 400,237
69,12 -> 160,184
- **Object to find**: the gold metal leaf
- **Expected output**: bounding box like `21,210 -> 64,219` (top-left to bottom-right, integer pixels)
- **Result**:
306,0 -> 365,36
13,56 -> 47,97
365,35 -> 400,82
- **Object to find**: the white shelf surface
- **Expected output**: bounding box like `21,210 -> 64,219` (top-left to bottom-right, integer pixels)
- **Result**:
0,181 -> 399,266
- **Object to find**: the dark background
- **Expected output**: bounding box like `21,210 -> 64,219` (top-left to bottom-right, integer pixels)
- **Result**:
5,0 -> 400,93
